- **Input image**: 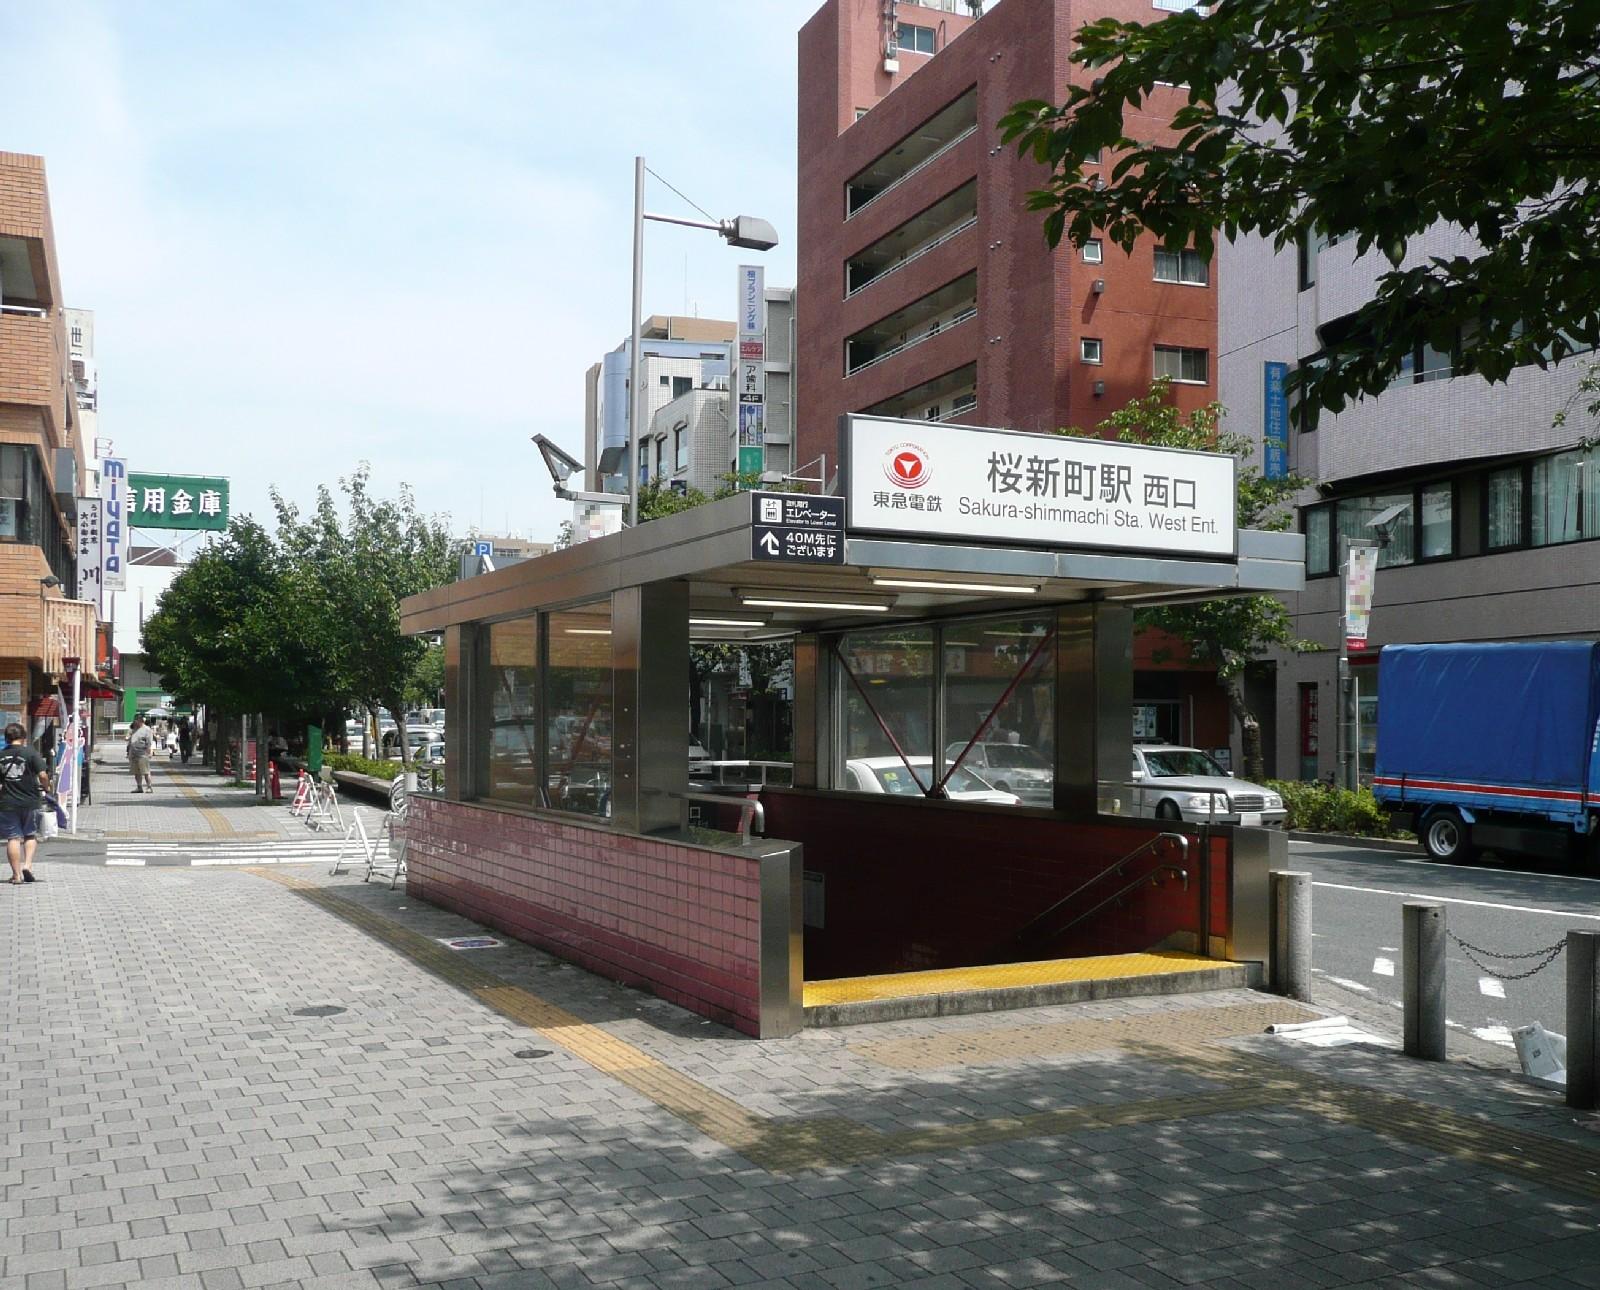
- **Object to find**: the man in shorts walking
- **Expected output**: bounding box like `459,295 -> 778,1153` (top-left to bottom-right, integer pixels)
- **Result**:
1,722 -> 49,885
127,714 -> 156,793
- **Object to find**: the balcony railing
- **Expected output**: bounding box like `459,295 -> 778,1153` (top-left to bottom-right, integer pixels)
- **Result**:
848,307 -> 976,377
847,215 -> 979,299
934,397 -> 978,421
848,125 -> 978,221
0,303 -> 48,317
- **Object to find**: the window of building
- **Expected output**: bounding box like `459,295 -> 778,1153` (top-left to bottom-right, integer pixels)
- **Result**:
1304,506 -> 1332,576
70,326 -> 82,346
895,22 -> 936,54
1081,337 -> 1103,364
658,374 -> 670,386
1336,491 -> 1415,568
840,625 -> 935,790
1153,246 -> 1209,286
653,437 -> 664,478
482,618 -> 539,807
1485,465 -> 1525,550
1420,481 -> 1454,559
1154,0 -> 1206,9
856,107 -> 870,121
545,601 -> 614,819
1153,345 -> 1208,384
671,375 -> 693,399
674,424 -> 688,472
1082,239 -> 1103,263
1297,226 -> 1336,291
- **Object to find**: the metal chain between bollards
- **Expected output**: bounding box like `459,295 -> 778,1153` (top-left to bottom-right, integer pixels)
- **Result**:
1446,929 -> 1567,981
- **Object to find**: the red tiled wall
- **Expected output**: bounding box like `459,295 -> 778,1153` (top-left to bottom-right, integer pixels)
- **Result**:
407,797 -> 765,1034
758,789 -> 1230,980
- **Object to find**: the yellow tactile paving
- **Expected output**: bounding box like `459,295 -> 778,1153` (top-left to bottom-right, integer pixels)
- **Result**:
803,950 -> 1234,1007
247,869 -> 1600,1194
161,765 -> 236,835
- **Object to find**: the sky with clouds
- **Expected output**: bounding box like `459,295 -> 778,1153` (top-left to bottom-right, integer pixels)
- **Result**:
6,0 -> 820,542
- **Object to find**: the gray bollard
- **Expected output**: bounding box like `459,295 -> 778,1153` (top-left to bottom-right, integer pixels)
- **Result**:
1269,870 -> 1313,1000
1403,902 -> 1447,1061
1568,930 -> 1599,1110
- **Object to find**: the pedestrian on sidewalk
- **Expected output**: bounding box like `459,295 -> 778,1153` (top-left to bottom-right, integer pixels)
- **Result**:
127,715 -> 156,793
1,722 -> 49,885
177,715 -> 193,765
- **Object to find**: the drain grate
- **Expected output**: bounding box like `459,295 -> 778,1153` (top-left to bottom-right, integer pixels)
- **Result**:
513,1049 -> 552,1060
293,1005 -> 347,1018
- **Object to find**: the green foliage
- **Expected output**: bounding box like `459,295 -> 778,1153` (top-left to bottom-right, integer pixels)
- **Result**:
637,476 -> 711,520
405,643 -> 445,709
143,466 -> 453,763
999,0 -> 1600,424
1265,779 -> 1399,837
324,752 -> 401,780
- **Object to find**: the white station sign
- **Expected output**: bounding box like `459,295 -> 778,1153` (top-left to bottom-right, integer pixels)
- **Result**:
845,416 -> 1236,558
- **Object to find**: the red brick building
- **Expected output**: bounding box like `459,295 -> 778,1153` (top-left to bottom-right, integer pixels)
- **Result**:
796,0 -> 1216,469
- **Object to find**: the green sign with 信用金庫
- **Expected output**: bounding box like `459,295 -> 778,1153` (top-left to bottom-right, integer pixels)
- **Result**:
126,475 -> 230,530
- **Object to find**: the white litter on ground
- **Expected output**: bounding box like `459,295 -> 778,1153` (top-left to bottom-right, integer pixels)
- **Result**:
1372,957 -> 1395,977
1512,1023 -> 1567,1088
1265,1015 -> 1395,1048
1479,977 -> 1507,999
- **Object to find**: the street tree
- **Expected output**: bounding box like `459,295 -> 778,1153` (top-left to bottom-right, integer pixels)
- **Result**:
141,519 -> 347,749
1060,381 -> 1310,779
1000,1 -> 1600,422
274,465 -> 455,767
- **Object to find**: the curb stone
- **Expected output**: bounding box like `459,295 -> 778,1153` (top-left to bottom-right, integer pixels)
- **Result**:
1289,830 -> 1421,854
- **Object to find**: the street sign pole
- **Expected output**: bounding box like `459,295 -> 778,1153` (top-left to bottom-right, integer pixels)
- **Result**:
1338,538 -> 1379,792
62,656 -> 81,835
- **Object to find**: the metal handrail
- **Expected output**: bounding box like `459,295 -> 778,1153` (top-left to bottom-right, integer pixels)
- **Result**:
1042,865 -> 1190,945
846,215 -> 979,298
933,399 -> 978,422
696,760 -> 794,788
847,124 -> 978,220
676,790 -> 765,840
1003,832 -> 1190,953
847,307 -> 976,377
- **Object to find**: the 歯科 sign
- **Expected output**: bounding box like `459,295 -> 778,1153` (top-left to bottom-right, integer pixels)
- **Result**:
844,416 -> 1236,557
751,492 -> 845,565
100,457 -> 127,591
127,474 -> 229,530
75,495 -> 102,608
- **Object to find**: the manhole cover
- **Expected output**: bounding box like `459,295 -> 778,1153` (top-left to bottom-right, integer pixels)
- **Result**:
293,1005 -> 346,1018
513,1049 -> 552,1060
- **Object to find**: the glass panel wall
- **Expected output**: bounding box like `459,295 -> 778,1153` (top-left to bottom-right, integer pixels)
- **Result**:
1304,507 -> 1332,575
1486,466 -> 1524,549
942,615 -> 1055,806
839,626 -> 934,793
1532,450 -> 1583,546
485,618 -> 540,806
1419,482 -> 1453,558
1336,491 -> 1414,568
546,601 -> 614,818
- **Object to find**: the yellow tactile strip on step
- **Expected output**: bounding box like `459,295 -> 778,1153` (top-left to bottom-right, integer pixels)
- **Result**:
803,950 -> 1237,1007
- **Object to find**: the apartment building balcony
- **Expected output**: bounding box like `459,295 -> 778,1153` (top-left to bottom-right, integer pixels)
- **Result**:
0,309 -> 59,410
845,272 -> 977,376
846,89 -> 977,219
846,181 -> 978,298
863,362 -> 978,423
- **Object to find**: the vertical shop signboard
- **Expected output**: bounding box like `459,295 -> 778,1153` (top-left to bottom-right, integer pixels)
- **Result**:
1263,361 -> 1289,480
736,264 -> 765,480
100,458 -> 127,592
76,494 -> 103,610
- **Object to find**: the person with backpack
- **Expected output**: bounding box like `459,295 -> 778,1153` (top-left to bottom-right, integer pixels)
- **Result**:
1,722 -> 49,885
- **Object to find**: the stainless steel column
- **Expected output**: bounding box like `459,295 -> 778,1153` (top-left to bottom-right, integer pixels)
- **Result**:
1053,603 -> 1133,816
1402,901 -> 1447,1061
758,843 -> 804,1038
1568,930 -> 1599,1109
612,581 -> 689,834
791,632 -> 832,791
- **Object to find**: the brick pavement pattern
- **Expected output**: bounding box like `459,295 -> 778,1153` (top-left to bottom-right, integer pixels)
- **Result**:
7,855 -> 1600,1289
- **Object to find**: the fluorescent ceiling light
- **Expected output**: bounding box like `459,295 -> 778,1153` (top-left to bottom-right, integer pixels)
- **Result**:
738,597 -> 892,613
871,578 -> 1039,594
564,628 -> 612,635
689,617 -> 768,628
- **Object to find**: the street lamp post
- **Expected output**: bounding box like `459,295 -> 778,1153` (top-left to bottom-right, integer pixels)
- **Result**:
627,155 -> 779,528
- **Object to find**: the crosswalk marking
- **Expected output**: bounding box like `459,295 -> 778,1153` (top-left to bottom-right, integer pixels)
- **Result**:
104,838 -> 352,868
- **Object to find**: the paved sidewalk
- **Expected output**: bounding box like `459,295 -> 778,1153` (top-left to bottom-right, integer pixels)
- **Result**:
7,860 -> 1600,1290
67,757 -> 341,843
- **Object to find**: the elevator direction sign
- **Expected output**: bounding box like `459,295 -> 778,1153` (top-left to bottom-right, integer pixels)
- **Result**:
751,493 -> 845,565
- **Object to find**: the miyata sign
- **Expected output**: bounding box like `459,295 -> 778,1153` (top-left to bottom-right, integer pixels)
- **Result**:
844,416 -> 1236,557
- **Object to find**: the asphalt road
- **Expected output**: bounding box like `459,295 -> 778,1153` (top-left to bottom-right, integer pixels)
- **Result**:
1293,837 -> 1600,1060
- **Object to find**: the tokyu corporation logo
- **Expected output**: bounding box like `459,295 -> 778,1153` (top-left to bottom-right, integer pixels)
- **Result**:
884,443 -> 930,490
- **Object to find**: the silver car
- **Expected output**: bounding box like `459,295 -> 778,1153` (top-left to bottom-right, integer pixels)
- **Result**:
1130,745 -> 1286,827
943,742 -> 1054,805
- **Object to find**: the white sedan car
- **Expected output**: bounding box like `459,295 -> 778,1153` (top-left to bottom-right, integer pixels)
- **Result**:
1130,745 -> 1286,827
844,757 -> 1020,805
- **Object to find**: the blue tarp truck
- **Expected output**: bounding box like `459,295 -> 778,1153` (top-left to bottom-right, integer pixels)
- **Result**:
1373,642 -> 1600,863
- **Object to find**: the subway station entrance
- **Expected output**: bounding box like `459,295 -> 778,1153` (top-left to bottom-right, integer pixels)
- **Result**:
400,418 -> 1304,1036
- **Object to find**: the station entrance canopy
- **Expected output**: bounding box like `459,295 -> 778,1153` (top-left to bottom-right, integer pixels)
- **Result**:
398,415 -> 1304,1036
